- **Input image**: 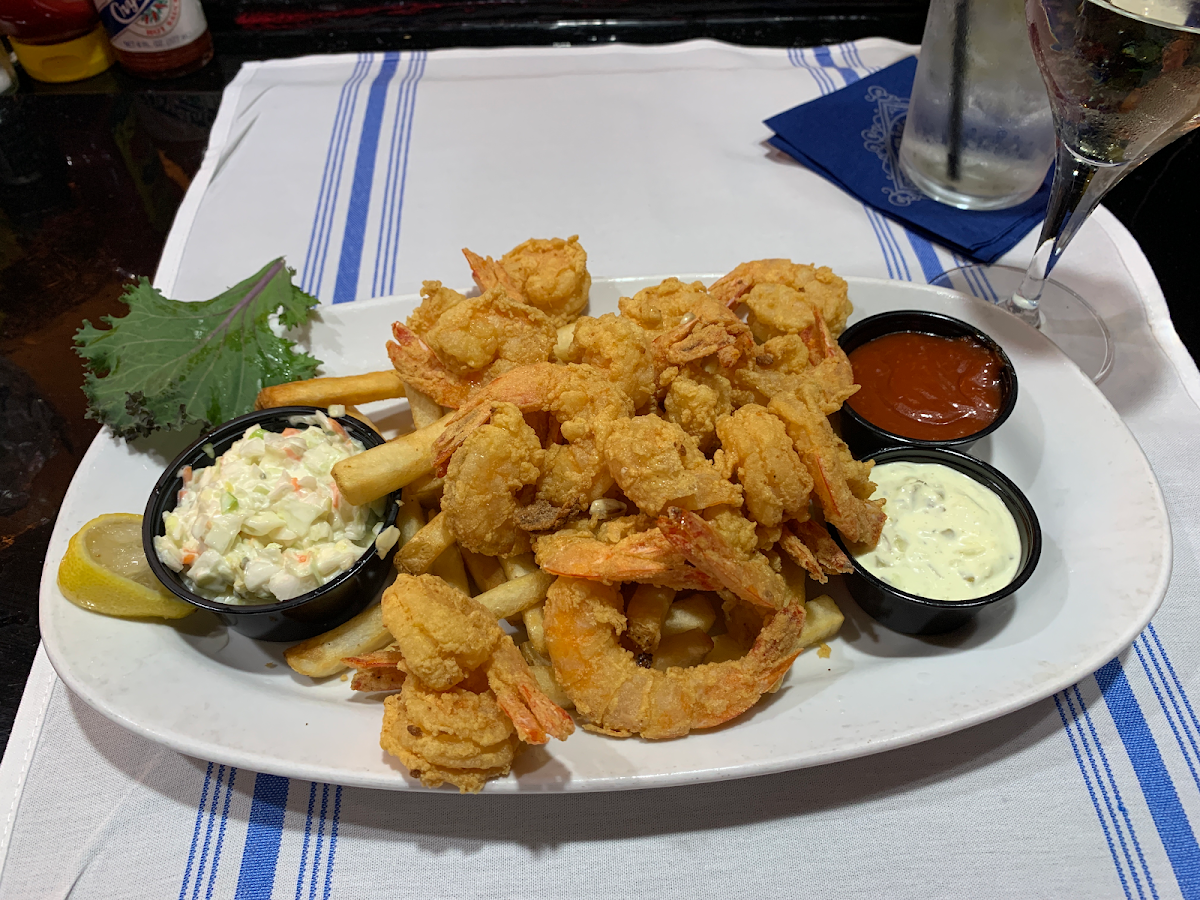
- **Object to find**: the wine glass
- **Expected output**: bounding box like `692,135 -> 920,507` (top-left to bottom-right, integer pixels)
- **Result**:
934,0 -> 1200,382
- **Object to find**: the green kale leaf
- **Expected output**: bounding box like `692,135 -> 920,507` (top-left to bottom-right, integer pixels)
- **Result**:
75,258 -> 323,440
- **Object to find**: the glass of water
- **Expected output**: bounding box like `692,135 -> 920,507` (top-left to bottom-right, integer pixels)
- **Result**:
899,0 -> 1056,210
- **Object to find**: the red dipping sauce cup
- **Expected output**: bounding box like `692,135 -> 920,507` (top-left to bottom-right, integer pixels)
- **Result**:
837,310 -> 1018,457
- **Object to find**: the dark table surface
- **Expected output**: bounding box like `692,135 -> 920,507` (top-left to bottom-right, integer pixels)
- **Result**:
2,1 -> 1198,761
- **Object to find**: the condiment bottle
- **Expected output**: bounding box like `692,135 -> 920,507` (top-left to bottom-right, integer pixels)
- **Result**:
92,0 -> 213,79
0,0 -> 115,83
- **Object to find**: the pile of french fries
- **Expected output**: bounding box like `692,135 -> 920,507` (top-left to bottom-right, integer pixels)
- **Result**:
261,366 -> 845,720
260,371 -> 572,703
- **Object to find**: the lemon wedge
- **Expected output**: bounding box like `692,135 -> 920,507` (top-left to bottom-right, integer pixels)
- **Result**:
57,513 -> 194,619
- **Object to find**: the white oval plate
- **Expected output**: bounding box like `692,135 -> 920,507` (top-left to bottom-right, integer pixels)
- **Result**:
39,276 -> 1171,792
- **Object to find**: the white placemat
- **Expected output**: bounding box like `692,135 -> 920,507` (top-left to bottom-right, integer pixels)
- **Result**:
3,38 -> 1200,899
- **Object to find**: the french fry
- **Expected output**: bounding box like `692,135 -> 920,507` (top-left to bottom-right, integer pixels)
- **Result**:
553,322 -> 577,362
529,664 -> 574,710
652,630 -> 714,671
255,371 -> 404,410
396,498 -> 425,546
474,569 -> 555,619
283,604 -> 392,677
799,595 -> 845,647
520,639 -> 551,667
462,549 -> 507,594
430,541 -> 471,596
396,510 -> 456,575
703,633 -> 746,665
350,668 -> 408,692
401,472 -> 444,507
626,584 -> 675,653
333,414 -> 450,506
404,382 -> 443,429
343,404 -> 381,434
662,593 -> 717,637
522,603 -> 547,656
500,552 -> 539,580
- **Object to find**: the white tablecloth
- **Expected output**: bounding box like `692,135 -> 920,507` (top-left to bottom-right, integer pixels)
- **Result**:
3,38 -> 1199,899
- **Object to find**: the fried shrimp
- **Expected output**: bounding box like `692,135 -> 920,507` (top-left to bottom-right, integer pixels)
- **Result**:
534,526 -> 722,591
566,313 -> 657,411
441,401 -> 544,557
708,259 -> 853,336
602,415 -> 742,516
543,577 -> 807,739
318,242 -> 874,787
382,574 -> 575,743
715,405 -> 813,528
381,679 -> 520,793
387,287 -> 557,408
617,278 -> 713,332
435,363 -> 633,465
657,507 -> 795,611
464,236 -> 591,327
406,280 -> 470,337
769,387 -> 886,546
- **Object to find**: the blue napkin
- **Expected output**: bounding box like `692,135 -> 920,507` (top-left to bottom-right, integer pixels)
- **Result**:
764,56 -> 1050,264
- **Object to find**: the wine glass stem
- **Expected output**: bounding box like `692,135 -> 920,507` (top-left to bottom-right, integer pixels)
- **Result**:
1004,140 -> 1127,327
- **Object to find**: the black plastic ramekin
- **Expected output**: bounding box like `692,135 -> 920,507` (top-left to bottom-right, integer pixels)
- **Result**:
837,310 -> 1018,457
831,446 -> 1041,636
143,406 -> 399,642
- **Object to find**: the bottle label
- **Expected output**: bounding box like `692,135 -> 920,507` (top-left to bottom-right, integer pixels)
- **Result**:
94,0 -> 207,53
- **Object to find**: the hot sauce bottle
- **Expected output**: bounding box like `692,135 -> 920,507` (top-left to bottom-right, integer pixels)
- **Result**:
92,0 -> 213,79
0,0 -> 115,83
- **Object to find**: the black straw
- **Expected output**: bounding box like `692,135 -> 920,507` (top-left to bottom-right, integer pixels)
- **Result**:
947,0 -> 970,181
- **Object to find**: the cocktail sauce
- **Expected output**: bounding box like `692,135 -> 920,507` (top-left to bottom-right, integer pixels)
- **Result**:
846,331 -> 1004,441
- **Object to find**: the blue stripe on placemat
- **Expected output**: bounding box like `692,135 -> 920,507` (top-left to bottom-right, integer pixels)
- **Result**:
371,52 -> 418,298
333,52 -> 402,304
1097,658 -> 1200,898
813,45 -> 859,86
294,782 -> 318,900
1066,684 -> 1156,899
372,51 -> 427,298
904,231 -> 946,282
388,52 -> 427,294
206,767 -> 238,900
1075,682 -> 1159,899
302,55 -> 371,297
322,786 -> 343,900
1056,692 -> 1136,899
307,784 -> 331,900
179,763 -> 215,900
190,765 -> 230,900
1136,635 -> 1200,794
788,47 -> 836,95
233,774 -> 290,900
1146,625 -> 1200,790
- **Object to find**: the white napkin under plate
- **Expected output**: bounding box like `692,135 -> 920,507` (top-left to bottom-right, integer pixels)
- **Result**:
3,39 -> 1200,900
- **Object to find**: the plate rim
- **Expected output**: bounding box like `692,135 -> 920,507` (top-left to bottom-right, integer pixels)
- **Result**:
39,275 -> 1173,792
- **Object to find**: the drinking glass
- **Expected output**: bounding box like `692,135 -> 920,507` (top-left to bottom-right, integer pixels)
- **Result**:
899,0 -> 1056,211
933,0 -> 1200,382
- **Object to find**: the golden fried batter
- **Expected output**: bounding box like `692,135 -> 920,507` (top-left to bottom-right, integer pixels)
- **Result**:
442,402 -> 544,557
424,287 -> 556,376
381,683 -> 519,793
716,405 -> 813,528
566,313 -> 657,412
465,236 -> 591,327
602,416 -> 742,516
709,259 -> 852,336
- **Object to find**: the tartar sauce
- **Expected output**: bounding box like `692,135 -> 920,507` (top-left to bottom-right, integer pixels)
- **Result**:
154,413 -> 382,605
852,461 -> 1020,601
